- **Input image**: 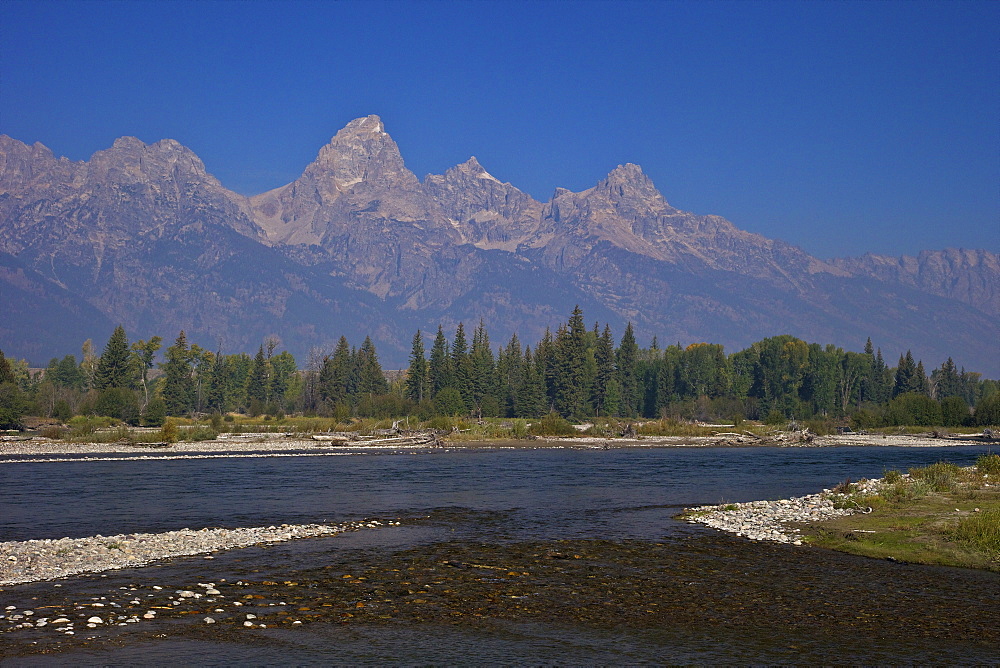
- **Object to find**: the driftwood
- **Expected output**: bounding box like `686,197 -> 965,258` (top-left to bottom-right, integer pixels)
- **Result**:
711,429 -> 813,447
312,431 -> 441,447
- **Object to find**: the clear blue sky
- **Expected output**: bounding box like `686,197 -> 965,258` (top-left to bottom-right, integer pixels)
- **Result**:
2,0 -> 997,258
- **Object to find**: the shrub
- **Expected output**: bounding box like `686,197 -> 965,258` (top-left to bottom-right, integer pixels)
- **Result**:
424,415 -> 455,431
53,399 -> 73,422
94,388 -> 140,425
974,392 -> 1000,426
909,461 -> 962,492
952,508 -> 1000,554
940,396 -> 970,427
210,412 -> 224,431
434,388 -> 466,417
763,409 -> 785,426
67,415 -> 116,439
886,393 -> 942,427
160,419 -> 178,443
529,412 -> 577,437
40,425 -> 66,439
142,398 -> 166,427
187,426 -> 217,442
976,453 -> 1000,475
883,469 -> 903,485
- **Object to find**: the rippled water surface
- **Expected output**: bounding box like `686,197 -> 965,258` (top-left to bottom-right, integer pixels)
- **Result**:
2,445 -> 998,663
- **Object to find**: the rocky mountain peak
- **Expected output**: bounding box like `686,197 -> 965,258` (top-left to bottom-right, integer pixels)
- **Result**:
438,156 -> 504,185
86,135 -> 216,187
595,163 -> 669,207
305,115 -> 418,193
0,136 -> 66,190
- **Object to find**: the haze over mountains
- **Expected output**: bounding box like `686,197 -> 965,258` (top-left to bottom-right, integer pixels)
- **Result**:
1,116 -> 997,374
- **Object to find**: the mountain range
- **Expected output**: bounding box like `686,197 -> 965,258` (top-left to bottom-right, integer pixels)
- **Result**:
1,115 -> 997,375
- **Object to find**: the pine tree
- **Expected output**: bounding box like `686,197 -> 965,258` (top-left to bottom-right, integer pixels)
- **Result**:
247,345 -> 270,409
319,336 -> 351,406
469,321 -> 497,417
269,351 -> 297,410
428,326 -> 451,398
205,350 -> 228,413
451,323 -> 472,411
616,322 -> 639,417
160,331 -> 194,416
932,357 -> 961,400
592,324 -> 615,416
893,350 -> 920,397
356,336 -> 388,397
535,328 -> 556,407
94,325 -> 134,390
553,306 -> 588,417
914,360 -> 929,396
405,330 -> 428,403
514,347 -> 548,418
496,333 -> 523,418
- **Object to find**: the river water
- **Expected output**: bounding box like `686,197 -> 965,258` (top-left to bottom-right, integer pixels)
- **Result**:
2,445 -> 998,663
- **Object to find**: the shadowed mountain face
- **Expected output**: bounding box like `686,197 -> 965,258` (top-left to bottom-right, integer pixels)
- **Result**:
1,119 -> 997,374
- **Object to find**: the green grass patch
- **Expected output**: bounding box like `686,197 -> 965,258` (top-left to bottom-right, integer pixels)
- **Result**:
801,460 -> 1000,572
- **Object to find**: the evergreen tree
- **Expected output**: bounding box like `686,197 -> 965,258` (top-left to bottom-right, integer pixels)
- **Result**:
48,355 -> 86,390
469,321 -> 497,417
552,306 -> 589,417
592,324 -> 615,416
931,357 -> 961,400
205,350 -> 228,413
0,350 -> 27,429
498,333 -> 524,417
269,351 -> 297,410
405,330 -> 428,403
451,323 -> 472,411
893,351 -> 920,397
246,345 -> 270,409
94,325 -> 134,390
535,328 -> 556,408
872,348 -> 890,404
914,360 -> 929,396
356,336 -> 388,397
428,326 -> 451,398
616,323 -> 640,417
514,347 -> 548,418
318,337 -> 352,406
160,331 -> 194,416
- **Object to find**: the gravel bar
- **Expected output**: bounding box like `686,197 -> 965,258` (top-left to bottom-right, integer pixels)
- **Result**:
0,520 -> 395,586
683,478 -> 884,544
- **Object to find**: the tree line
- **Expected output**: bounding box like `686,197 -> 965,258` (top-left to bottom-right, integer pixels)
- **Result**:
1,306 -> 998,429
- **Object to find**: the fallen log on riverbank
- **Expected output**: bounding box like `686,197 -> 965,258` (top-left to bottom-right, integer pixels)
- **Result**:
311,431 -> 442,447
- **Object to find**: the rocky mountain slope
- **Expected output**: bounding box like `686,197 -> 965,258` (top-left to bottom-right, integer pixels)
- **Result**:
1,118 -> 997,374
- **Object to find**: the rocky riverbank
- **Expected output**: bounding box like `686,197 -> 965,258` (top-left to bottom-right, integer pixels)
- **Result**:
0,520 -> 395,586
683,478 -> 884,544
1,431 -> 992,462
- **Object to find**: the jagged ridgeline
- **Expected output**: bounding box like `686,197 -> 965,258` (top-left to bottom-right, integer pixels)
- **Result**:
2,309 -> 997,431
1,116 -> 998,375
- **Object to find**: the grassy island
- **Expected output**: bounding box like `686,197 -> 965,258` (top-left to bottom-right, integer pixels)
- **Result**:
800,454 -> 1000,572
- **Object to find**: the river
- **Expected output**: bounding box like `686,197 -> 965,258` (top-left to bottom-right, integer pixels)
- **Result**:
2,445 -> 998,663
